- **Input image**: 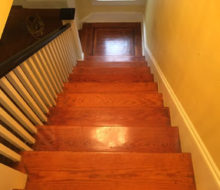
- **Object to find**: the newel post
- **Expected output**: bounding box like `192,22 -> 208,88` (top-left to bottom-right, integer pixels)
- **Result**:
60,8 -> 84,61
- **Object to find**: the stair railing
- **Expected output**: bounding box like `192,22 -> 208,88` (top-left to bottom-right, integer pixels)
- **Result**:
0,22 -> 80,190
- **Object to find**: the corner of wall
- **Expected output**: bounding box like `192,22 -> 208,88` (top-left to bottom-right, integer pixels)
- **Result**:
142,22 -> 220,189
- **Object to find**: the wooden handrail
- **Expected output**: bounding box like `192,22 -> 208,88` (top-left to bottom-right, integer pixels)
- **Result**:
0,24 -> 71,79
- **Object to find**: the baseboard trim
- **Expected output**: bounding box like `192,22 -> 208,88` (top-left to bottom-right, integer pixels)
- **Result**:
144,46 -> 220,190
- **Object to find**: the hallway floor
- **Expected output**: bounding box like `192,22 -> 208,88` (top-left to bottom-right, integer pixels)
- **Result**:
79,23 -> 142,57
16,23 -> 196,190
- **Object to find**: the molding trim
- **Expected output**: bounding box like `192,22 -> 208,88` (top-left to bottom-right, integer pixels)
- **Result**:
81,11 -> 143,24
91,0 -> 145,6
144,45 -> 220,190
13,0 -> 76,9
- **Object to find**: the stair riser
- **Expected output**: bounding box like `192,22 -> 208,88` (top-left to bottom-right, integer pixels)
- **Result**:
85,56 -> 145,62
77,61 -> 147,67
63,82 -> 158,93
69,74 -> 154,82
47,108 -> 171,127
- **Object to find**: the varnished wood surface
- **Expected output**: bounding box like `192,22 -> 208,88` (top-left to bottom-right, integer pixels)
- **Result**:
85,56 -> 145,62
47,107 -> 171,127
34,126 -> 181,152
63,82 -> 158,93
54,93 -> 163,108
80,23 -> 142,57
13,23 -> 196,189
18,152 -> 196,190
70,73 -> 154,82
70,66 -> 154,82
73,66 -> 151,74
77,61 -> 147,67
93,28 -> 135,56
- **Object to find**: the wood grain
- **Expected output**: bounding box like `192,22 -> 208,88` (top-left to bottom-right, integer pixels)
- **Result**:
70,67 -> 154,82
63,82 -> 158,93
18,152 -> 196,190
34,126 -> 181,152
13,23 -> 195,190
93,28 -> 135,56
80,23 -> 142,57
85,56 -> 145,62
54,93 -> 163,108
69,73 -> 154,82
77,61 -> 147,67
72,67 -> 151,74
47,107 -> 171,127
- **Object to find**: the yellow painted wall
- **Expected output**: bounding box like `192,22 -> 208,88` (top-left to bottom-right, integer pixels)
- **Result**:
145,0 -> 220,169
0,164 -> 27,190
0,0 -> 13,38
76,0 -> 145,20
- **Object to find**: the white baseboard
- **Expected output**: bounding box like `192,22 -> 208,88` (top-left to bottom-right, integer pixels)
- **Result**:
144,46 -> 220,190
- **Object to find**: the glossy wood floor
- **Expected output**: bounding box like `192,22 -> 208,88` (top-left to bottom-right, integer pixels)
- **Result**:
16,24 -> 196,190
79,23 -> 142,57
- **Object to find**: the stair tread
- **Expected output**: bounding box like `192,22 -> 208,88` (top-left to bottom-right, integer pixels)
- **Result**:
85,55 -> 145,62
54,93 -> 163,108
70,67 -> 152,83
47,107 -> 170,127
73,66 -> 151,73
63,82 -> 158,93
77,61 -> 147,67
34,126 -> 181,152
18,152 -> 196,190
69,73 -> 153,82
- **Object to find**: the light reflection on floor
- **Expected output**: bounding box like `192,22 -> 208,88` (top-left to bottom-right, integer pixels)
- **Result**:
104,40 -> 130,56
93,127 -> 127,148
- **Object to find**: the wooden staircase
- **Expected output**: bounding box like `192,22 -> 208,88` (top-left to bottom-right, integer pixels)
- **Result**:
15,57 -> 196,190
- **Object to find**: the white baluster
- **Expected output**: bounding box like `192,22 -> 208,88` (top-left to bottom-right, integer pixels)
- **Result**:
0,144 -> 21,162
28,57 -> 56,106
44,45 -> 64,88
6,70 -> 47,122
0,77 -> 42,126
40,48 -> 62,93
0,108 -> 35,144
0,125 -> 32,151
0,89 -> 37,133
20,61 -> 52,107
49,41 -> 68,82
